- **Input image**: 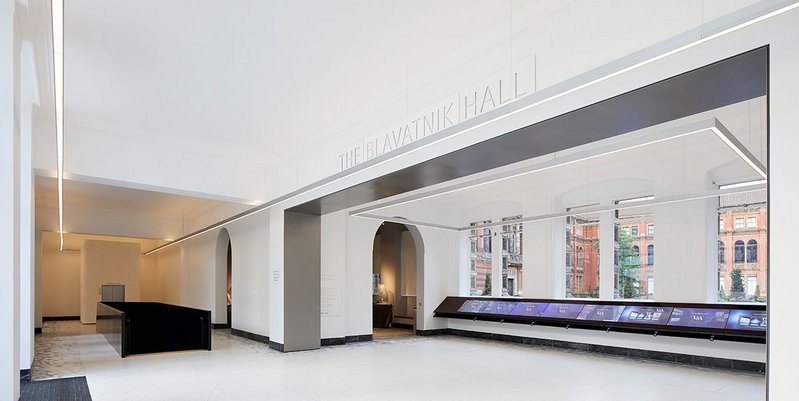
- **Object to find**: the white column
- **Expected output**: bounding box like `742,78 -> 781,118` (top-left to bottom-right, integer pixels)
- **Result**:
598,211 -> 616,300
768,8 -> 799,398
1,0 -> 21,398
268,207 -> 284,346
652,198 -> 716,303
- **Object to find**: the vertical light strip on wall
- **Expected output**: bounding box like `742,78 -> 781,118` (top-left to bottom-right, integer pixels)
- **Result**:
52,0 -> 64,250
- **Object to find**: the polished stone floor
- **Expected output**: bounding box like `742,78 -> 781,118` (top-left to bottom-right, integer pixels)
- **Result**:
33,321 -> 765,401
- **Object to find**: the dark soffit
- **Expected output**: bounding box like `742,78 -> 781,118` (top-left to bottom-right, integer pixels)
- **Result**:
289,47 -> 768,216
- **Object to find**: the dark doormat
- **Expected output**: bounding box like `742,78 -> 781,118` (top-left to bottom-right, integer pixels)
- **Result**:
20,376 -> 92,401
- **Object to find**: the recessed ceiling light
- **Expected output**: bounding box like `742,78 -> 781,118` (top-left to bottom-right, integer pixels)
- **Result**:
718,179 -> 767,190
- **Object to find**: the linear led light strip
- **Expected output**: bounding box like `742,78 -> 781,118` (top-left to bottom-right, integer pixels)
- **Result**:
52,0 -> 64,251
142,2 -> 790,255
355,182 -> 767,232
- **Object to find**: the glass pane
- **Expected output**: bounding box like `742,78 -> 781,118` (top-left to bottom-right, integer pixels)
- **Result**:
566,214 -> 599,298
718,189 -> 767,303
469,220 -> 492,296
615,207 -> 653,300
502,215 -> 523,297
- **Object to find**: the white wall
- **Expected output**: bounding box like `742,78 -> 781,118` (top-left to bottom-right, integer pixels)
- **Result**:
226,210 -> 270,337
41,234 -> 80,317
1,0 -> 21,397
155,245 -> 183,305
80,240 -> 141,323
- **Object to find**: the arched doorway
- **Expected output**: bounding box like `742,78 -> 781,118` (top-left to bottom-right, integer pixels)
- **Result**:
215,228 -> 232,327
371,221 -> 424,338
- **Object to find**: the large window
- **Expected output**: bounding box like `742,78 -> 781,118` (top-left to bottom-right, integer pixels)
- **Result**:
566,214 -> 599,298
469,220 -> 492,296
718,190 -> 767,303
502,216 -> 523,297
734,240 -> 745,263
746,240 -> 758,263
614,207 -> 654,300
647,245 -> 654,266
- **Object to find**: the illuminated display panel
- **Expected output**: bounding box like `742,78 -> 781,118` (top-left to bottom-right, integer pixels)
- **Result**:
481,301 -> 517,315
541,303 -> 584,319
726,309 -> 767,331
457,300 -> 490,313
576,304 -> 625,322
510,302 -> 549,317
618,306 -> 673,325
667,308 -> 730,329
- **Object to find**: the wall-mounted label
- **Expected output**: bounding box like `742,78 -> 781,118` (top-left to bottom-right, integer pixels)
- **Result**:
338,56 -> 535,171
272,270 -> 280,282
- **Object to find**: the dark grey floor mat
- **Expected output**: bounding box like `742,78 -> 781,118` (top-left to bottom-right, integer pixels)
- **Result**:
20,377 -> 92,401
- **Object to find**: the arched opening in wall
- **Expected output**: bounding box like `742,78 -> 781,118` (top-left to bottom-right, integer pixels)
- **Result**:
215,228 -> 232,328
371,221 -> 424,339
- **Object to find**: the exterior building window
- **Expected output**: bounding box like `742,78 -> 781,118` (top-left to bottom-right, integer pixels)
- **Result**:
734,240 -> 745,263
718,189 -> 767,303
469,220 -> 492,296
615,207 -> 653,300
566,214 -> 599,298
719,218 -> 724,231
747,240 -> 758,263
501,216 -> 523,297
647,245 -> 654,266
622,226 -> 629,235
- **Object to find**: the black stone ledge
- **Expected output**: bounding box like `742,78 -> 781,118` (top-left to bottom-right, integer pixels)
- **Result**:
230,328 -> 270,344
321,334 -> 374,346
43,316 -> 80,321
20,369 -> 31,382
269,341 -> 285,352
430,328 -> 765,374
34,327 -> 42,334
212,323 -> 231,329
391,323 -> 414,330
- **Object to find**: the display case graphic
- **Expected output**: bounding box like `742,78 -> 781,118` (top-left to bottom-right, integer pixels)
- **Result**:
510,302 -> 549,317
726,309 -> 767,331
618,306 -> 674,325
457,299 -> 490,313
481,301 -> 517,315
576,304 -> 625,322
667,308 -> 730,329
541,303 -> 584,319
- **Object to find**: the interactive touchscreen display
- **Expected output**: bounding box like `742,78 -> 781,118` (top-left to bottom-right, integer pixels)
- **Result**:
726,309 -> 767,331
481,301 -> 517,315
619,306 -> 673,325
576,304 -> 625,322
667,308 -> 729,329
457,300 -> 489,313
541,303 -> 584,319
510,302 -> 549,317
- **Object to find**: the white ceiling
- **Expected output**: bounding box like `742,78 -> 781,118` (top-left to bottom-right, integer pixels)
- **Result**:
61,1 -> 567,163
36,176 -> 230,220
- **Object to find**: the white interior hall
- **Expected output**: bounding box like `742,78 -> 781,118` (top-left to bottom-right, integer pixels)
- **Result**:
2,1 -> 798,400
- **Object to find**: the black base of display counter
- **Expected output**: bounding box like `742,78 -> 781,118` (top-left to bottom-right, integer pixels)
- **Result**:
434,297 -> 766,344
97,302 -> 212,357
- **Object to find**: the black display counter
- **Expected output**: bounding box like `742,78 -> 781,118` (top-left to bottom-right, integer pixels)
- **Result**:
434,297 -> 766,343
97,302 -> 212,357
